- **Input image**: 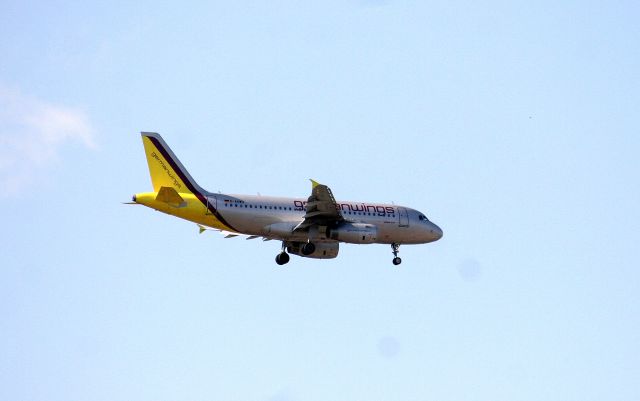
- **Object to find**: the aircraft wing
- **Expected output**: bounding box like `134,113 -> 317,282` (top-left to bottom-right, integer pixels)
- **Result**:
294,179 -> 345,231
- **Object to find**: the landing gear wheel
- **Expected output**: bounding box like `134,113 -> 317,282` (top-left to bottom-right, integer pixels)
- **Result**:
275,252 -> 290,265
301,242 -> 316,255
391,243 -> 402,266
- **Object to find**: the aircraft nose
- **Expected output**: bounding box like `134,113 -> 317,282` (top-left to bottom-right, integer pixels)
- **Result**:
429,223 -> 443,241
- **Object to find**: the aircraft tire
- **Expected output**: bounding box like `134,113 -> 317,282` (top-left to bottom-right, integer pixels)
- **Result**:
276,252 -> 290,265
392,257 -> 402,265
301,242 -> 316,255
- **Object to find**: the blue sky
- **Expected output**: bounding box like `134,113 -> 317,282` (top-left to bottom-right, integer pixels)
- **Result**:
1,1 -> 639,400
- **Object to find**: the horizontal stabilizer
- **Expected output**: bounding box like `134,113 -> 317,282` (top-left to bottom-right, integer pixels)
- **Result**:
156,186 -> 186,207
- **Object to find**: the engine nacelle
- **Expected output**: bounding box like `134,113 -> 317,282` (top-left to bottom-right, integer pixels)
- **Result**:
328,223 -> 377,244
288,241 -> 339,259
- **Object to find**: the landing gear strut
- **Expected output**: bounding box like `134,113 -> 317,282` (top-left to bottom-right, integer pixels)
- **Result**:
391,243 -> 402,265
275,242 -> 290,265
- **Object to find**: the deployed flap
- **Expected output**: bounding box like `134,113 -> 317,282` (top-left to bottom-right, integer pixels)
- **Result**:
156,186 -> 186,207
294,179 -> 344,231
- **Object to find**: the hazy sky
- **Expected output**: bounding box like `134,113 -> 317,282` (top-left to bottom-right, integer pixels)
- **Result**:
1,1 -> 639,400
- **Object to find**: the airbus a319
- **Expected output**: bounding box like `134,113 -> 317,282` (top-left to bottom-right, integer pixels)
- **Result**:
130,132 -> 443,265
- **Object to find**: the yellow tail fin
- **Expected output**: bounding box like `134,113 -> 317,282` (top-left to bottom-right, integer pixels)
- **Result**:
141,132 -> 204,194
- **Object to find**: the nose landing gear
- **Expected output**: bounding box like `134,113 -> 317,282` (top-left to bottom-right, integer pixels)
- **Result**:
391,243 -> 402,265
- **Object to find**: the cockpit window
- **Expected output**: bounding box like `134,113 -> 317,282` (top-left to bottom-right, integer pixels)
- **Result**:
418,214 -> 429,222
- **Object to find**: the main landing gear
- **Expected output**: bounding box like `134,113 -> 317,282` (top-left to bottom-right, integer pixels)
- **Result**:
275,242 -> 290,265
276,242 -> 314,265
275,252 -> 289,265
301,242 -> 315,255
391,243 -> 402,265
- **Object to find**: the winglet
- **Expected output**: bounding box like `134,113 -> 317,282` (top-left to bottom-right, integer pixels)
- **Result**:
310,179 -> 321,189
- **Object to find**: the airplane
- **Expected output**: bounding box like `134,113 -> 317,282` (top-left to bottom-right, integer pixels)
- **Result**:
130,132 -> 443,265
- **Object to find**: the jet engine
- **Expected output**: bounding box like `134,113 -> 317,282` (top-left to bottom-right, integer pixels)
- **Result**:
328,223 -> 377,244
287,241 -> 339,259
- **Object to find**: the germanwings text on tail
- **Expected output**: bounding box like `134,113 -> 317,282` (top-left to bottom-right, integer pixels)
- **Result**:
129,132 -> 443,265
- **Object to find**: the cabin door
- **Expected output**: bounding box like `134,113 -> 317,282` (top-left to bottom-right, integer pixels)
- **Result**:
398,207 -> 409,227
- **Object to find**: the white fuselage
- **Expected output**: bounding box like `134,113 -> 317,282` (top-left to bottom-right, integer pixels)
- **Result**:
209,193 -> 443,245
